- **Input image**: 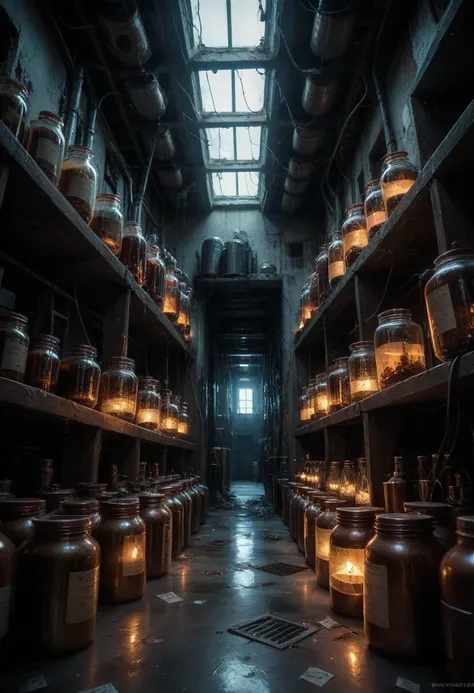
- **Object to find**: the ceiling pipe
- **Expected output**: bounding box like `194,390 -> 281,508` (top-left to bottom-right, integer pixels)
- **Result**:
132,125 -> 159,225
64,67 -> 84,150
310,0 -> 356,61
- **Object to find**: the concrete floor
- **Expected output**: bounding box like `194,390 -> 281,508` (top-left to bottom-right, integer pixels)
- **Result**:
4,482 -> 442,693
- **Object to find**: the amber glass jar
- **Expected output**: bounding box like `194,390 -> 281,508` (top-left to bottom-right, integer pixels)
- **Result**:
95,497 -> 146,603
0,78 -> 28,139
404,501 -> 455,549
163,256 -> 180,322
0,312 -> 29,382
316,499 -> 347,589
328,357 -> 350,412
355,458 -> 370,506
297,487 -> 312,553
162,486 -> 184,557
139,493 -> 171,578
59,146 -> 98,223
90,193 -> 123,256
348,341 -> 378,402
25,333 -> 60,392
425,246 -> 474,362
328,231 -> 345,289
308,270 -> 319,317
120,222 -> 147,287
364,513 -> 444,660
325,461 -> 341,496
176,483 -> 192,547
307,379 -> 316,421
42,488 -> 75,512
304,491 -> 327,567
146,243 -> 166,305
374,309 -> 426,390
136,376 -> 161,430
76,482 -> 108,499
342,204 -> 368,268
286,482 -> 297,528
316,244 -> 330,305
364,180 -> 387,240
60,498 -> 101,533
196,476 -> 209,525
289,484 -> 304,542
299,387 -> 310,424
161,390 -> 179,436
381,151 -> 418,216
0,530 -> 15,642
330,507 -> 376,617
57,344 -> 101,408
300,284 -> 312,327
27,111 -> 65,184
314,373 -> 329,418
0,498 -> 46,547
339,461 -> 356,504
178,401 -> 190,438
98,356 -> 138,422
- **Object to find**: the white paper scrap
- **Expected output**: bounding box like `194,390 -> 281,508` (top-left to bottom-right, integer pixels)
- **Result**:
19,677 -> 48,693
157,592 -> 183,604
193,599 -> 207,605
300,667 -> 334,687
396,677 -> 420,693
79,685 -> 119,693
318,616 -> 341,630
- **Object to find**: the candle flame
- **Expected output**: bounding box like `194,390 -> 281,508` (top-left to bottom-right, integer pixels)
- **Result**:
131,547 -> 138,560
346,560 -> 353,574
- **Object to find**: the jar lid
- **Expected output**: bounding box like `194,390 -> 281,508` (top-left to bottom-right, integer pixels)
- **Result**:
382,150 -> 409,162
38,111 -> 64,126
0,311 -> 28,324
456,515 -> 474,537
31,333 -> 60,347
365,179 -> 381,191
0,498 -> 46,518
0,78 -> 29,96
375,513 -> 433,535
345,203 -> 364,215
108,356 -> 136,368
138,492 -> 165,505
377,308 -> 412,322
322,498 -> 347,510
433,244 -> 474,267
69,344 -> 98,357
336,507 -> 377,525
33,515 -> 91,537
404,501 -> 451,519
69,145 -> 94,157
62,498 -> 99,514
76,482 -> 108,497
349,340 -> 374,351
332,357 -> 349,366
139,376 -> 160,388
96,193 -> 121,203
101,496 -> 140,515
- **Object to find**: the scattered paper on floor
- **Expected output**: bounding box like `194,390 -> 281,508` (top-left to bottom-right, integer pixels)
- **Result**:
299,667 -> 334,687
396,677 -> 420,693
157,592 -> 184,604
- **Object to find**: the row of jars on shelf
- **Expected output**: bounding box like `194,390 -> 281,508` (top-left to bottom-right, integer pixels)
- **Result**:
0,313 -> 189,436
297,458 -> 370,506
0,476 -> 209,655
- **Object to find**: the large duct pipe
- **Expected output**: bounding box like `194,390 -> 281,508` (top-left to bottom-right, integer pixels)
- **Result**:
83,102 -> 98,151
64,67 -> 84,150
292,125 -> 325,156
302,72 -> 339,116
310,1 -> 355,61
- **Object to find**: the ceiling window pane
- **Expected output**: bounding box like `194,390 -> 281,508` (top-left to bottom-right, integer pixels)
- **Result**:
212,172 -> 237,197
238,172 -> 260,197
236,127 -> 262,160
199,70 -> 232,112
207,128 -> 235,160
230,0 -> 266,48
190,0 -> 228,48
235,69 -> 265,112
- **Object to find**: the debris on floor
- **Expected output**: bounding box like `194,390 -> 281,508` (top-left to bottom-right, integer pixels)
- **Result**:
299,667 -> 334,687
256,562 -> 308,576
202,569 -> 225,575
262,531 -> 282,541
318,616 -> 342,630
396,677 -> 420,693
210,539 -> 232,547
156,592 -> 183,604
19,677 -> 48,693
142,637 -> 164,646
193,600 -> 207,605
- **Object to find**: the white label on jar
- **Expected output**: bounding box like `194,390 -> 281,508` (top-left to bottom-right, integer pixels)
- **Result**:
328,261 -> 345,282
315,527 -> 332,560
66,173 -> 94,203
66,566 -> 99,625
123,534 -> 145,576
0,583 -> 12,637
426,284 -> 457,336
35,137 -> 61,167
0,339 -> 28,374
364,562 -> 389,628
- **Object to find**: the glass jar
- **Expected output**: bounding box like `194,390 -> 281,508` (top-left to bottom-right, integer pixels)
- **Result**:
163,256 -> 180,322
316,499 -> 348,589
286,482 -> 298,528
76,482 -> 108,499
0,498 -> 46,547
0,312 -> 29,382
299,387 -> 310,424
17,516 -> 100,655
339,461 -> 356,504
176,285 -> 191,335
348,341 -> 378,402
316,244 -> 330,305
342,204 -> 368,268
308,270 -> 319,316
0,530 -> 15,643
41,488 -> 75,513
325,461 -> 342,496
328,357 -> 350,412
404,501 -> 455,549
330,507 -> 376,618
178,401 -> 190,438
425,246 -> 474,362
57,344 -> 101,408
304,491 -> 327,568
289,485 -> 304,542
364,513 -> 444,660
27,111 -> 65,184
381,151 -> 418,216
364,179 -> 387,240
146,243 -> 166,305
59,146 -> 98,224
60,498 -> 101,533
119,222 -> 147,287
355,458 -> 370,506
185,288 -> 192,338
328,231 -> 345,289
94,497 -> 146,603
90,193 -> 123,256
440,516 -> 474,683
160,390 -> 179,436
196,476 -> 209,525
314,372 -> 329,418
0,78 -> 28,139
25,333 -> 60,392
383,456 -> 407,513
179,482 -> 193,545
98,356 -> 138,422
139,492 -> 172,578
300,284 -> 312,325
162,486 -> 184,557
307,379 -> 316,421
297,487 -> 312,553
135,376 -> 161,430
374,309 -> 426,390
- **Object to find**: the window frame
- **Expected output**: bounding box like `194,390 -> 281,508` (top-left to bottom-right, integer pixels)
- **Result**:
237,387 -> 254,414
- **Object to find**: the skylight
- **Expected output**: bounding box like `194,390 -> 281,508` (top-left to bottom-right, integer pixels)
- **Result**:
212,172 -> 260,199
190,0 -> 267,49
198,69 -> 265,114
206,127 -> 262,162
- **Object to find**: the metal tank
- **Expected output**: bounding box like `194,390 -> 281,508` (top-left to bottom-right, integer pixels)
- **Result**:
289,157 -> 314,179
281,191 -> 304,214
284,176 -> 310,195
310,3 -> 355,61
126,73 -> 167,120
154,125 -> 175,161
200,237 -> 224,277
302,72 -> 339,116
221,238 -> 247,277
157,164 -> 183,189
292,126 -> 325,156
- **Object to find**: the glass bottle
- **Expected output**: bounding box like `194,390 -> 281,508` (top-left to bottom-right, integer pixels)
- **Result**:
314,372 -> 329,418
303,491 -> 327,567
160,390 -> 179,436
162,485 -> 184,557
316,244 -> 330,305
59,146 -> 98,224
98,356 -> 138,422
289,485 -> 304,542
0,497 -> 46,547
0,530 -> 15,644
90,193 -> 123,255
178,401 -> 190,438
0,312 -> 29,382
27,111 -> 65,184
57,345 -> 101,408
374,309 -> 426,390
135,376 -> 161,430
340,461 -> 356,504
381,150 -> 418,216
119,221 -> 147,287
325,461 -> 342,496
328,357 -> 350,412
364,179 -> 387,240
348,341 -> 378,402
146,242 -> 166,305
176,282 -> 190,334
25,333 -> 60,392
300,284 -> 312,325
342,204 -> 368,268
307,378 -> 316,420
163,256 -> 180,322
383,457 -> 406,512
308,269 -> 319,316
299,387 -> 310,424
316,498 -> 348,589
355,458 -> 370,506
0,78 -> 29,139
60,497 -> 101,533
138,492 -> 172,578
328,231 -> 345,289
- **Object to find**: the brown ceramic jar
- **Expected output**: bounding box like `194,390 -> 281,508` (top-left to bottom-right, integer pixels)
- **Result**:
286,482 -> 298,528
41,488 -> 75,512
139,493 -> 172,578
176,483 -> 192,548
76,482 -> 108,499
60,498 -> 101,533
303,491 -> 327,568
188,479 -> 202,534
0,531 -> 16,642
162,486 -> 184,558
196,477 -> 209,525
316,499 -> 347,589
0,498 -> 46,547
404,501 -> 455,549
289,485 -> 304,542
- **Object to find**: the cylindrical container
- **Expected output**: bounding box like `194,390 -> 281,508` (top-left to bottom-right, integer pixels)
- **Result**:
57,345 -> 101,408
98,356 -> 138,422
178,401 -> 190,438
76,482 -> 108,499
364,513 -> 444,660
289,485 -> 304,542
381,151 -> 418,216
440,516 -> 474,682
374,309 -> 426,389
292,126 -> 325,156
304,491 -> 327,567
154,125 -> 175,161
0,498 -> 46,547
316,499 -> 347,589
201,237 -> 224,277
284,175 -> 310,195
94,497 -> 146,603
139,493 -> 171,578
176,284 -> 190,334
27,111 -> 65,184
222,239 -> 247,277
299,387 -> 310,425
90,193 -> 123,256
330,507 -> 376,617
348,341 -> 378,402
162,486 -> 184,558
0,312 -> 29,382
280,481 -> 290,526
364,180 -> 387,240
404,501 -> 455,549
355,458 -> 370,506
316,244 -> 330,306
60,498 -> 101,533
25,334 -> 60,392
305,379 -> 315,421
136,376 -> 161,430
175,484 -> 192,547
188,479 -> 202,534
41,488 -> 75,513
310,7 -> 354,60
281,191 -> 304,214
196,477 -> 209,525
339,461 -> 356,504
0,531 -> 16,643
342,204 -> 368,268
119,221 -> 147,287
59,146 -> 98,224
314,373 -> 329,418
18,516 -> 100,655
286,482 -> 298,529
163,256 -> 180,321
302,72 -> 338,116
288,157 -> 314,180
146,243 -> 166,305
328,357 -> 350,412
0,78 -> 29,139
160,390 -> 179,436
383,457 -> 406,513
308,270 -> 319,317
300,284 -> 312,326
325,461 -> 341,496
328,231 -> 345,289
297,487 -> 312,553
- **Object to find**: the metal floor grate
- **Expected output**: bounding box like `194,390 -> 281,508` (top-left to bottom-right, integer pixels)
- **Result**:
256,562 -> 308,576
229,614 -> 317,649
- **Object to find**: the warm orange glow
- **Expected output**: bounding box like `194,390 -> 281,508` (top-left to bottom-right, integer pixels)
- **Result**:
100,398 -> 136,417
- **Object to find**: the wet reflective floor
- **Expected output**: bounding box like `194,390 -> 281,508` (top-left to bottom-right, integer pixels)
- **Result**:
3,482 -> 441,693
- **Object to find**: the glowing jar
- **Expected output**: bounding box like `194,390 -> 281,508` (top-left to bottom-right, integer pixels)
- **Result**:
381,151 -> 418,216
316,498 -> 347,589
160,390 -> 179,436
146,242 -> 166,306
325,461 -> 342,496
355,458 -> 370,506
98,357 -> 138,422
178,401 -> 190,438
163,256 -> 180,322
90,193 -> 123,256
120,222 -> 147,287
136,377 -> 161,431
176,283 -> 190,334
0,312 -> 29,382
339,461 -> 356,504
57,345 -> 101,408
307,378 -> 316,420
314,372 -> 329,418
300,284 -> 312,325
25,334 -> 60,392
138,492 -> 171,578
328,357 -> 350,412
342,204 -> 368,268
348,341 -> 378,402
328,231 -> 345,289
329,507 -> 376,617
304,491 -> 328,567
59,146 -> 98,224
374,309 -> 426,390
309,270 -> 319,316
299,387 -> 311,424
316,244 -> 330,305
364,179 -> 387,240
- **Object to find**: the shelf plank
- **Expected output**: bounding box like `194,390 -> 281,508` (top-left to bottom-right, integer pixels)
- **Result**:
295,403 -> 361,436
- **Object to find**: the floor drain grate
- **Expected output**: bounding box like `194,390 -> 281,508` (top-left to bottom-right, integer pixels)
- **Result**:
256,562 -> 308,576
229,614 -> 317,649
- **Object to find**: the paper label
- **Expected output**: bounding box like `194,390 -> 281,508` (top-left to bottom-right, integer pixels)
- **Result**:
66,566 -> 99,624
396,676 -> 420,693
426,284 -> 457,336
315,527 -> 332,560
0,583 -> 12,637
299,667 -> 334,687
0,340 -> 28,374
35,137 -> 61,167
66,173 -> 94,202
364,562 -> 389,628
123,535 -> 145,576
328,260 -> 345,282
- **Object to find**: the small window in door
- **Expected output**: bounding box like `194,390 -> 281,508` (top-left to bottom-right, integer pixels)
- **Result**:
238,388 -> 253,414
